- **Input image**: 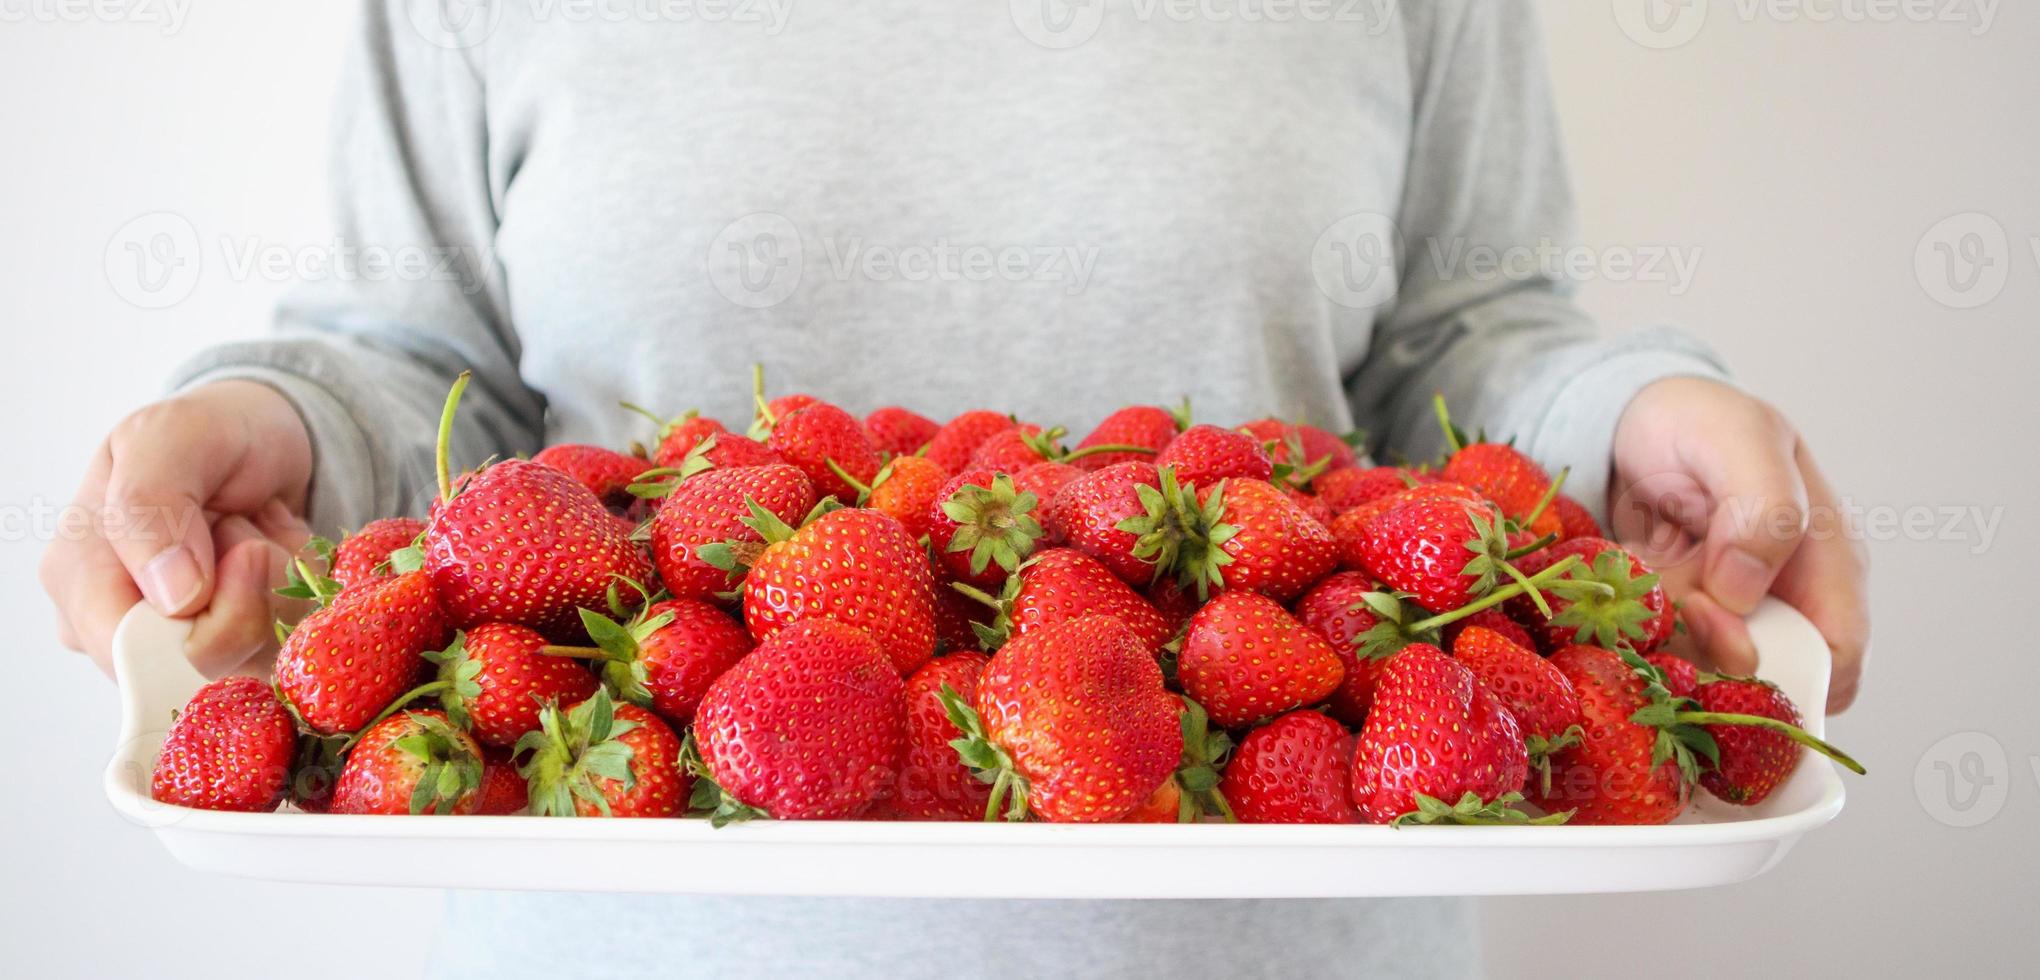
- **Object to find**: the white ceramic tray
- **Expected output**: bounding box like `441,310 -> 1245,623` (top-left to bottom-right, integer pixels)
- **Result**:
104,598 -> 1846,898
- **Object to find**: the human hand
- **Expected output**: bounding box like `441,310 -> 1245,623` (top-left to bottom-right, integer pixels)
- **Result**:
1610,377 -> 1870,712
39,380 -> 316,678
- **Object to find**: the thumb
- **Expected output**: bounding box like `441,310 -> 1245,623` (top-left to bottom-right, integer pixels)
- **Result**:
1690,414 -> 1810,617
99,403 -> 250,617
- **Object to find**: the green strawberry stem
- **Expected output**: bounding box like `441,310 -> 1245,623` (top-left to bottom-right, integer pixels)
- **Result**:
1058,442 -> 1159,463
1404,554 -> 1593,635
1432,393 -> 1464,453
538,645 -> 622,662
619,401 -> 671,435
435,371 -> 472,504
750,363 -> 776,428
949,581 -> 1002,611
1503,532 -> 1558,561
1496,559 -> 1555,619
824,458 -> 874,503
1520,467 -> 1569,528
341,680 -> 452,751
290,558 -> 340,608
1674,711 -> 1866,774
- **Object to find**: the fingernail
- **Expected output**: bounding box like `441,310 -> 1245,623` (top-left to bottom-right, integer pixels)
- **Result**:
1712,548 -> 1772,613
140,546 -> 203,614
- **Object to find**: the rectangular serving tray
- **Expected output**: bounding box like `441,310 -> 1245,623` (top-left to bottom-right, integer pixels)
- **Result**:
103,597 -> 1845,899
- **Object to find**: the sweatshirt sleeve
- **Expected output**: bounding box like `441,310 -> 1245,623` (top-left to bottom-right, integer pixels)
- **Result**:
170,0 -> 543,536
1347,0 -> 1730,517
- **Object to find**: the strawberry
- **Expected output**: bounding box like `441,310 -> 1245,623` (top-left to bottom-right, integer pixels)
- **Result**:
1120,780 -> 1186,823
1239,418 -> 1359,474
1551,493 -> 1603,540
1644,652 -> 1699,699
927,470 -> 1045,588
765,401 -> 883,503
517,689 -> 688,818
894,652 -> 994,821
646,413 -> 731,470
1145,576 -> 1199,635
867,455 -> 951,541
743,505 -> 937,674
567,598 -> 754,726
967,423 -> 1060,473
275,569 -> 449,735
924,410 -> 1016,474
1314,466 -> 1423,515
1328,480 -> 1481,550
691,620 -> 906,822
1533,644 -> 1697,824
864,405 -> 941,457
1511,536 -> 1673,652
1293,571 -> 1392,725
531,443 -> 650,510
475,749 -> 528,815
150,676 -> 297,813
1451,626 -> 1583,790
1155,424 -> 1273,488
1011,461 -> 1085,528
1041,460 -> 1168,587
1285,487 -> 1335,527
329,517 -> 426,592
331,710 -> 485,815
1345,493 -> 1534,615
647,463 -> 817,602
1179,591 -> 1345,728
953,547 -> 1175,655
1350,644 -> 1530,824
931,573 -> 993,654
1692,677 -> 1805,805
943,615 -> 1182,823
1221,710 -> 1359,824
1190,478 -> 1337,603
426,624 -> 600,748
1441,442 -> 1563,538
1069,403 -> 1184,471
1439,607 -> 1537,655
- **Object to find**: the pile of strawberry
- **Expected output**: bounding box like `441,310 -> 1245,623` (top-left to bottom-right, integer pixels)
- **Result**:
150,373 -> 1860,826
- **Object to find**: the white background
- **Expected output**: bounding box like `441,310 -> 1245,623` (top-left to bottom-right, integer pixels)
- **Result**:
2,3 -> 2035,977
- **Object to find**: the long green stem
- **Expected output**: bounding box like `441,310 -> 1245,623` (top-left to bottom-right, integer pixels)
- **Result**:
1059,443 -> 1160,463
1677,711 -> 1866,774
435,372 -> 472,504
341,680 -> 452,751
1521,467 -> 1570,528
1406,555 -> 1588,635
825,457 -> 873,501
1432,393 -> 1463,453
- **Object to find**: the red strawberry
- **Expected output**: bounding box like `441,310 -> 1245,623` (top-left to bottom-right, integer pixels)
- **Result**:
1011,461 -> 1085,527
943,615 -> 1181,823
1511,537 -> 1673,652
1041,460 -> 1168,587
692,620 -> 906,822
1156,424 -> 1273,488
1285,488 -> 1335,527
639,412 -> 731,470
1145,576 -> 1199,636
1120,780 -> 1187,823
1328,481 -> 1481,550
332,710 -> 484,815
931,573 -> 992,654
1069,403 -> 1184,471
1221,710 -> 1359,824
518,690 -> 688,818
1694,678 -> 1823,806
765,402 -> 883,503
475,749 -> 528,815
759,393 -> 819,431
1644,652 -> 1699,699
927,469 -> 1045,589
648,463 -> 817,602
571,598 -> 754,726
1551,493 -> 1603,540
1346,493 -> 1524,614
744,505 -> 937,675
1239,418 -> 1359,474
894,652 -> 994,821
864,405 -> 941,457
924,410 -> 1016,474
1180,591 -> 1345,728
1314,466 -> 1423,515
427,624 -> 600,748
867,455 -> 951,542
1533,644 -> 1694,824
1350,644 -> 1528,824
1293,571 -> 1392,725
330,517 -> 426,592
967,424 -> 1060,473
1441,442 -> 1562,538
150,676 -> 297,813
1451,626 -> 1584,788
1192,478 -> 1337,603
532,444 -> 649,510
955,547 -> 1175,655
275,569 -> 449,735
1440,607 -> 1537,655
679,431 -> 783,473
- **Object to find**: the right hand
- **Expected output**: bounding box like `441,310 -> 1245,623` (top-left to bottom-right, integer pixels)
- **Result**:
40,380 -> 317,678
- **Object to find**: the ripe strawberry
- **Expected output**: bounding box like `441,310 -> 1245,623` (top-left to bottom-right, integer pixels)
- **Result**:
1041,460 -> 1168,587
1069,403 -> 1184,471
674,431 -> 783,473
532,443 -> 650,511
692,620 -> 906,822
1180,591 -> 1345,728
1313,466 -> 1423,515
744,505 -> 937,674
275,569 -> 449,735
640,411 -> 729,470
931,573 -> 992,654
1551,493 -> 1603,540
1120,780 -> 1186,823
955,547 -> 1175,655
1511,537 -> 1673,652
648,463 -> 816,602
765,401 -> 883,503
1239,418 -> 1359,474
1644,652 -> 1699,699
943,615 -> 1180,823
1221,710 -> 1359,824
1155,424 -> 1273,488
1693,678 -> 1807,806
1011,461 -> 1085,528
1350,644 -> 1528,823
1439,607 -> 1537,655
1191,478 -> 1337,603
1145,576 -> 1199,635
927,469 -> 1045,589
1441,442 -> 1562,538
894,652 -> 994,821
150,677 -> 297,812
1285,488 -> 1335,527
331,710 -> 485,815
475,749 -> 528,815
1533,644 -> 1694,824
330,517 -> 426,592
967,424 -> 1060,473
518,690 -> 688,818
867,455 -> 951,541
570,598 -> 754,726
864,405 -> 941,457
1451,626 -> 1583,792
426,624 -> 600,748
924,410 -> 1016,474
1346,494 -> 1529,615
1294,571 -> 1392,725
1328,481 -> 1481,550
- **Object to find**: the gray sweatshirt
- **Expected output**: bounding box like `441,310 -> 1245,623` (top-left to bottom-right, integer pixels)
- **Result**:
175,1 -> 1727,976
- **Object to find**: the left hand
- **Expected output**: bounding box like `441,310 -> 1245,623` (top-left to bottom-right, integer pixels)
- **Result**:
1609,377 -> 1869,713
